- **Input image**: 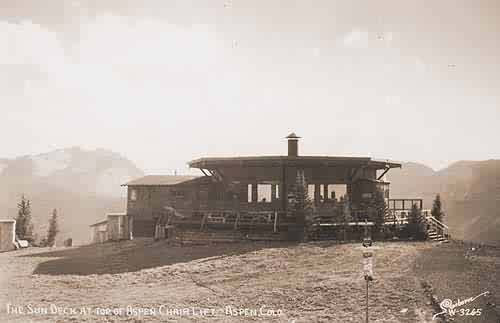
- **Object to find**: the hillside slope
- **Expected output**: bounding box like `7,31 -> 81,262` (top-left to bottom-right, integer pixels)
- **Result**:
0,147 -> 143,244
388,160 -> 500,245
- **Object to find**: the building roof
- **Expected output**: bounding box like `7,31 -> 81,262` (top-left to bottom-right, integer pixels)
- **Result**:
121,175 -> 201,186
188,156 -> 401,170
89,219 -> 108,227
106,212 -> 126,217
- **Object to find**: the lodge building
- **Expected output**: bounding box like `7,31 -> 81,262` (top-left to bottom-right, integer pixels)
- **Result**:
109,133 -> 421,241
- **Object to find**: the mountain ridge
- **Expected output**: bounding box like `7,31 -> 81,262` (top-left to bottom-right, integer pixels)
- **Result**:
0,147 -> 144,244
388,159 -> 500,245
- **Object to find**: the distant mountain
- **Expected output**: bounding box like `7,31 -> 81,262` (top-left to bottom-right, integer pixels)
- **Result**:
0,147 -> 143,244
388,160 -> 500,246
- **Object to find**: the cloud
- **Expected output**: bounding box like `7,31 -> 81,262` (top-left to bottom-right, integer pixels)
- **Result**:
0,15 -> 239,114
340,29 -> 396,48
341,29 -> 370,48
385,95 -> 401,106
0,15 -> 247,158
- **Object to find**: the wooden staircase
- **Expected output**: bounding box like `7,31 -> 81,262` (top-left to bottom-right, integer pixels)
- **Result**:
425,216 -> 450,243
427,228 -> 449,243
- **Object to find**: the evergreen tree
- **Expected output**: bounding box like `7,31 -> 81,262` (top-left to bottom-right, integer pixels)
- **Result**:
407,203 -> 427,240
289,170 -> 313,240
359,188 -> 387,239
431,194 -> 444,222
47,209 -> 59,247
16,195 -> 34,242
342,195 -> 352,241
372,189 -> 387,238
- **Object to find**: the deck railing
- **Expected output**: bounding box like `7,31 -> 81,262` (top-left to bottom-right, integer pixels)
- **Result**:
172,210 -> 290,233
425,215 -> 449,238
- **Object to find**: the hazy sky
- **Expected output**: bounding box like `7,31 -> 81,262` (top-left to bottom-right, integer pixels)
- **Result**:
1,1 -> 499,173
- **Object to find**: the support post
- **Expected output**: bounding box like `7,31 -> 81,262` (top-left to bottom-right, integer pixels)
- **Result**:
234,212 -> 240,230
366,279 -> 369,323
377,167 -> 390,180
200,213 -> 208,231
271,184 -> 277,202
252,184 -> 258,203
315,184 -> 321,205
281,164 -> 287,213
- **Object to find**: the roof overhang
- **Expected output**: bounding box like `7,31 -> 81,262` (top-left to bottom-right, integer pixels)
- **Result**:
121,175 -> 202,187
89,219 -> 108,227
189,156 -> 401,170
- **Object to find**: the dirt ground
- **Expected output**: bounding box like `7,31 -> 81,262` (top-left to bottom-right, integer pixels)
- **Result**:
0,239 -> 497,323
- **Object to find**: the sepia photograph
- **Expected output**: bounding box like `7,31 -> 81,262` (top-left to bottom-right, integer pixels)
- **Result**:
0,1 -> 499,322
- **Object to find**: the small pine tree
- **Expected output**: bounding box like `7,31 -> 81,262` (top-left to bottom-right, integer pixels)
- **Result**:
407,203 -> 427,240
372,189 -> 387,232
289,170 -> 313,240
47,209 -> 59,247
358,189 -> 387,239
342,195 -> 352,241
431,194 -> 444,222
16,195 -> 34,242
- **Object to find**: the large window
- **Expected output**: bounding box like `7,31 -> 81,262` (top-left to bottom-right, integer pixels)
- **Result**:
257,184 -> 272,203
248,184 -> 279,203
308,184 -> 315,200
328,184 -> 347,201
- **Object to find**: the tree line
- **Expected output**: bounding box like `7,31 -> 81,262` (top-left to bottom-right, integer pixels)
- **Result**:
288,173 -> 445,241
15,195 -> 59,247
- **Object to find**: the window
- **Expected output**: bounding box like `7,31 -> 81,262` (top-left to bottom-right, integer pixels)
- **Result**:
362,193 -> 373,199
318,184 -> 325,201
130,189 -> 137,201
308,184 -> 315,200
172,190 -> 185,198
248,184 -> 252,203
328,184 -> 347,201
257,184 -> 272,203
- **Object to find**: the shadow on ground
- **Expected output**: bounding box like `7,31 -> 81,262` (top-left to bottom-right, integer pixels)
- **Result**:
20,238 -> 293,276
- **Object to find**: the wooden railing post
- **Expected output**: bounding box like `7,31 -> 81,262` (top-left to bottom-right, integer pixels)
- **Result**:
273,211 -> 278,233
234,212 -> 240,230
200,213 -> 208,231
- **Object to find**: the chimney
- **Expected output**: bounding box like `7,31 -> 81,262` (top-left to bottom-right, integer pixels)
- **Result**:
286,132 -> 301,157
